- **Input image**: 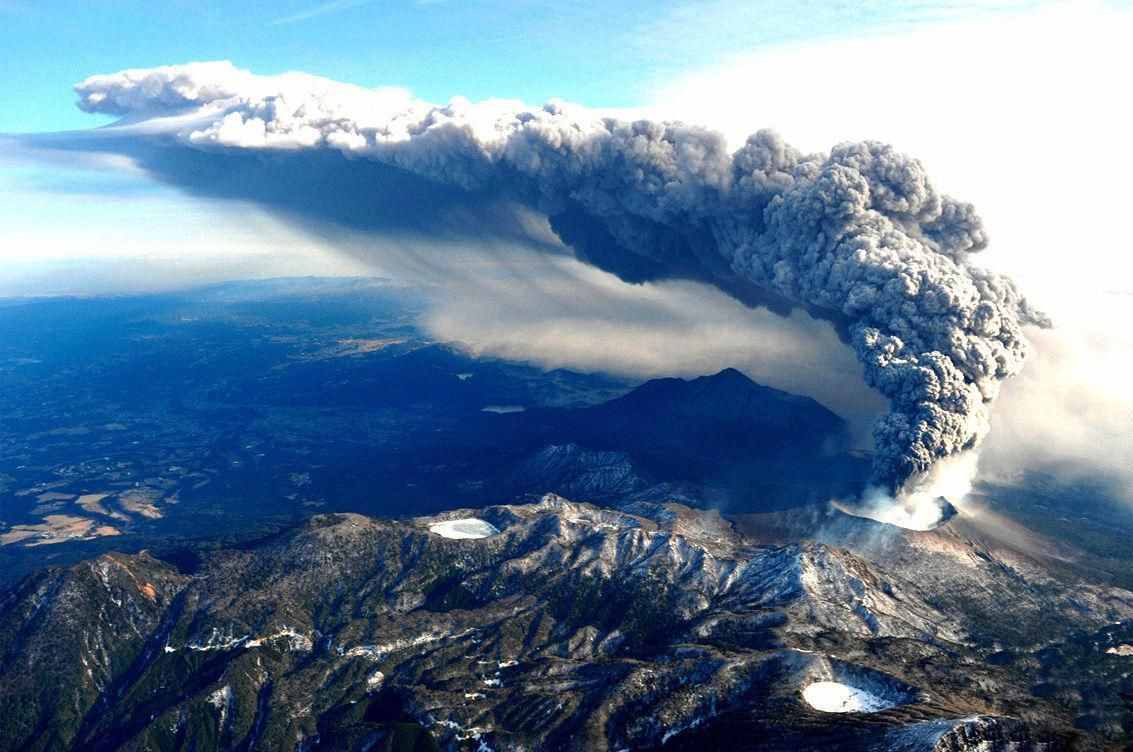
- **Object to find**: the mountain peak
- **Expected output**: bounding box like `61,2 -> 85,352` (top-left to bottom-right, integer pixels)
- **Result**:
705,366 -> 748,382
0,496 -> 1097,751
509,366 -> 865,509
609,367 -> 842,432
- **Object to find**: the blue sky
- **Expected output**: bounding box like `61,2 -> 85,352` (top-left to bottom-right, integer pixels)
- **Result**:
0,0 -> 1038,134
1,0 -> 1037,291
1,0 -> 1128,299
1,0 -> 1132,488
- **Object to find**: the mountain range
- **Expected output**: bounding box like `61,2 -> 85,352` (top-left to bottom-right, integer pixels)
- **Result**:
2,284 -> 1131,750
2,493 -> 1130,751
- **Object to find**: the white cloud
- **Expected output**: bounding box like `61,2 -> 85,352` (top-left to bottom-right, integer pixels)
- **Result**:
649,1 -> 1133,300
12,3 -> 1131,494
269,0 -> 375,27
0,156 -> 368,296
416,249 -> 886,444
648,0 -> 1133,492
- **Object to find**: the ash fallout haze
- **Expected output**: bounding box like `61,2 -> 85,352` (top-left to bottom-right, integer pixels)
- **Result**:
1,2 -> 1132,750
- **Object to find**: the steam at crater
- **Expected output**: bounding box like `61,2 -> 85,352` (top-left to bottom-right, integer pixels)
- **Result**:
837,452 -> 976,531
70,61 -> 1048,491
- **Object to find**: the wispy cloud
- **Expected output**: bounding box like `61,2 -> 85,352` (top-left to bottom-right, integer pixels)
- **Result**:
269,0 -> 374,27
626,0 -> 1044,72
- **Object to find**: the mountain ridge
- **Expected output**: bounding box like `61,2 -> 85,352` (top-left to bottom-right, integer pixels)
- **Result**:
1,495 -> 1125,750
484,367 -> 864,509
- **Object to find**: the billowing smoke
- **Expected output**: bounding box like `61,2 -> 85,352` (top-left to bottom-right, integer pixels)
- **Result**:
839,451 -> 981,531
72,61 -> 1049,493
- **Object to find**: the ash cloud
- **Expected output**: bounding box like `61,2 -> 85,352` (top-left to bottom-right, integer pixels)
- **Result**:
69,61 -> 1048,491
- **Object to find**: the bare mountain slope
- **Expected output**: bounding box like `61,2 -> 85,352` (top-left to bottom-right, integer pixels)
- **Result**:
4,496 -> 1128,751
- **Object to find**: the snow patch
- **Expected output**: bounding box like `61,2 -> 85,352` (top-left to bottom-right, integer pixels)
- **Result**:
208,685 -> 234,730
187,628 -> 251,652
183,625 -> 312,653
245,627 -> 313,652
481,405 -> 524,414
339,628 -> 478,662
434,718 -> 491,743
342,645 -> 384,661
429,518 -> 500,540
1107,644 -> 1133,656
802,681 -> 894,713
661,715 -> 705,744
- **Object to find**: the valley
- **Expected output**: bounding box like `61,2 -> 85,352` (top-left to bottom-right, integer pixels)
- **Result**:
1,279 -> 1131,750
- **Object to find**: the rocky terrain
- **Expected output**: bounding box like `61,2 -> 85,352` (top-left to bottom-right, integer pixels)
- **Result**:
2,495 -> 1131,751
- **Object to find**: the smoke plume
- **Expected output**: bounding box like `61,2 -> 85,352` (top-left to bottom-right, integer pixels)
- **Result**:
72,61 -> 1049,491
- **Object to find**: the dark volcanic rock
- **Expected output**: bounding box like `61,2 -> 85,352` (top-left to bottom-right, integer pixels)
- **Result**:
491,369 -> 868,510
0,496 -> 1120,751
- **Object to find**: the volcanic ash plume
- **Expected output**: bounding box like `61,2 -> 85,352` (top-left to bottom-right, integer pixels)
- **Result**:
73,62 -> 1051,492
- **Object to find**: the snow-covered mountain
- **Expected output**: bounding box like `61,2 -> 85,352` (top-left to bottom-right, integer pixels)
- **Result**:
2,494 -> 1127,750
